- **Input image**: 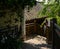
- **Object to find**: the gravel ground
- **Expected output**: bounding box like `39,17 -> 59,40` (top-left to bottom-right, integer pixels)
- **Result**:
22,35 -> 52,49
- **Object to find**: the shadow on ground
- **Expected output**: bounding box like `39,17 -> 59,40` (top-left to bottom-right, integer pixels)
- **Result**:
22,43 -> 40,49
22,43 -> 52,49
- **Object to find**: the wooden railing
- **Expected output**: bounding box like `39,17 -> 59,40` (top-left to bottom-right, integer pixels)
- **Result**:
52,23 -> 60,49
51,18 -> 60,49
0,25 -> 22,49
0,25 -> 19,40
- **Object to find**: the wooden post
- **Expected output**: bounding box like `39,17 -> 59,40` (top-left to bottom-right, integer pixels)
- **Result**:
34,19 -> 37,34
51,18 -> 57,49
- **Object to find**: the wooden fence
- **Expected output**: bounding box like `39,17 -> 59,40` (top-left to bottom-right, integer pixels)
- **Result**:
26,23 -> 43,36
26,18 -> 46,37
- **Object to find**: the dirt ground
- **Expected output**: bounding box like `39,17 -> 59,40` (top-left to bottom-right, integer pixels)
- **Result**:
22,35 -> 52,49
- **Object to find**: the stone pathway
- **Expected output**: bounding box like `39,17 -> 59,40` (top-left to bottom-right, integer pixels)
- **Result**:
22,35 -> 52,49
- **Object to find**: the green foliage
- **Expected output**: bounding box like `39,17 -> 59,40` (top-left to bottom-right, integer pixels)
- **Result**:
56,16 -> 60,26
40,0 -> 60,26
0,0 -> 37,49
0,0 -> 37,26
41,1 -> 60,17
0,0 -> 36,48
0,0 -> 36,10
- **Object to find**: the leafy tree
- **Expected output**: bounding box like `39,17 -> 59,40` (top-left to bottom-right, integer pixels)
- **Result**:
39,0 -> 60,26
41,0 -> 60,17
0,0 -> 37,49
0,0 -> 36,10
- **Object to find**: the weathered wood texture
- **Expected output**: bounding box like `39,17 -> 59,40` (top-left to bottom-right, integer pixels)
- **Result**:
26,17 -> 46,36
